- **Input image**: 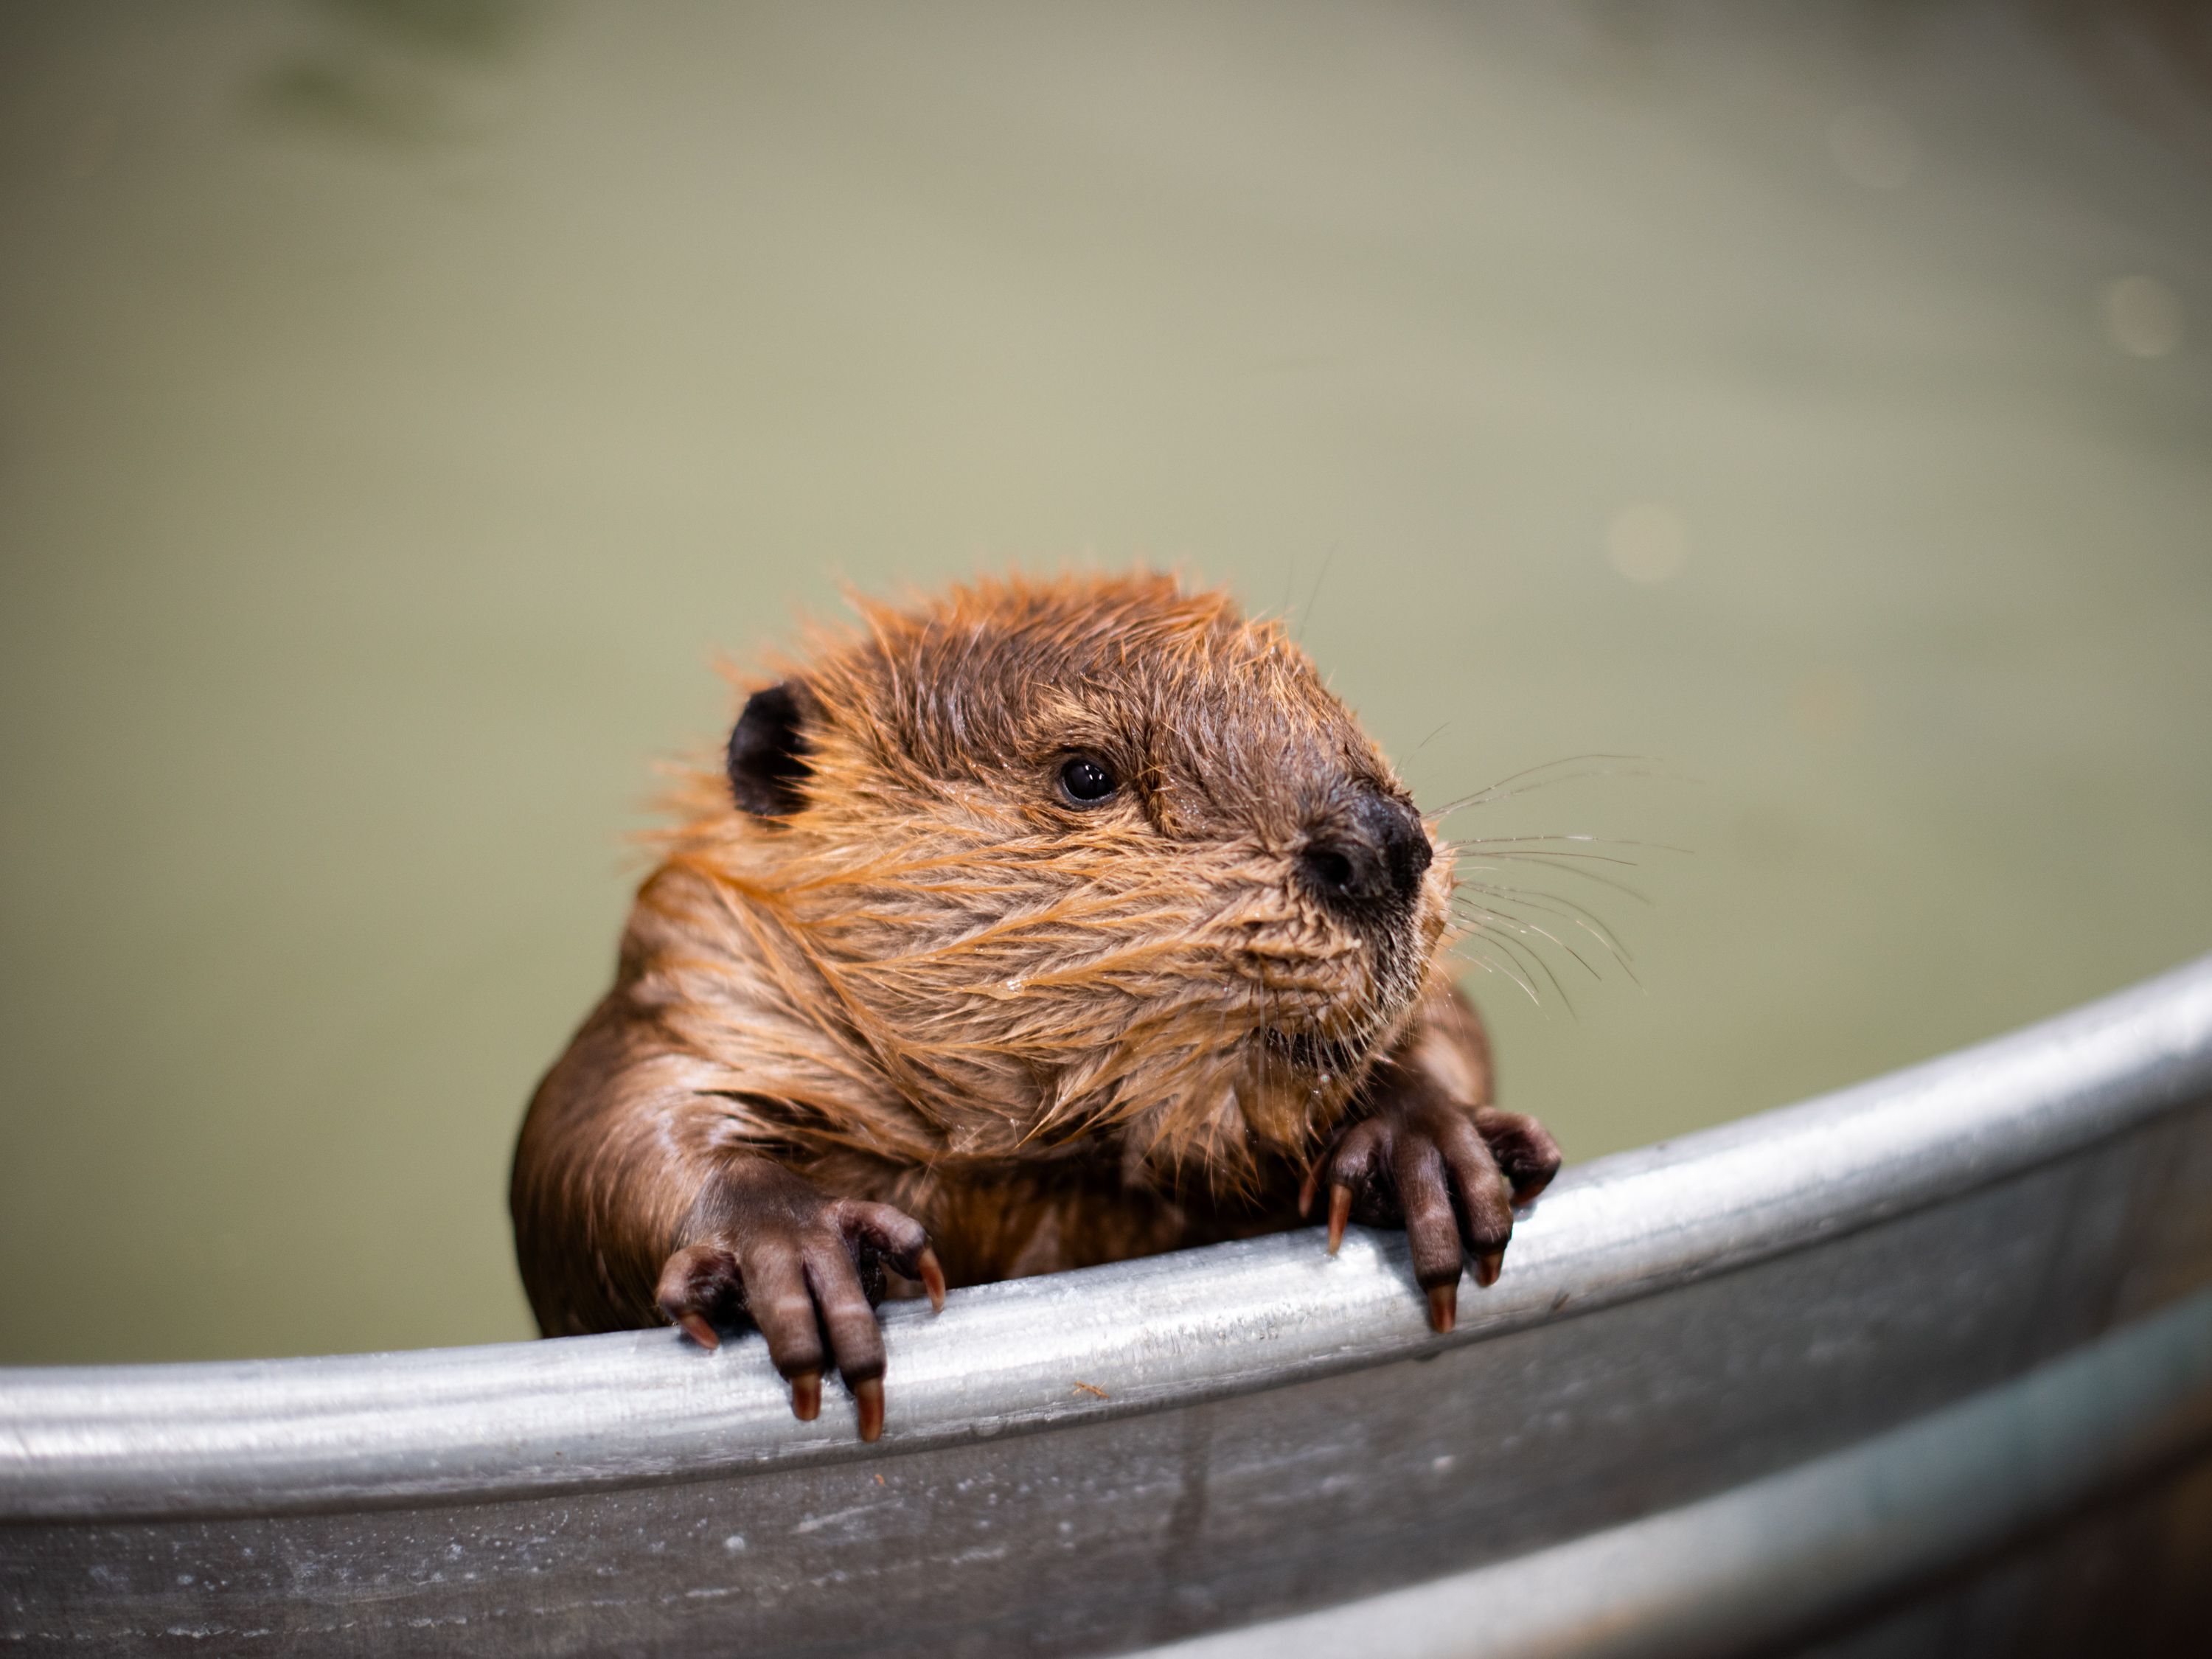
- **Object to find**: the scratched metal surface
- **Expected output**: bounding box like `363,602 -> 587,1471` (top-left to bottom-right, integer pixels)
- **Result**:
4,956 -> 2212,1656
1146,1288 -> 2212,1659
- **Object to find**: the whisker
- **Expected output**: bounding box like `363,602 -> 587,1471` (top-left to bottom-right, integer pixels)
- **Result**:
1458,884 -> 1643,987
1293,546 -> 1337,644
1461,849 -> 1655,905
1453,900 -> 1604,993
1450,937 -> 1543,1007
1439,832 -> 1686,856
1427,754 -> 1666,816
1455,846 -> 1644,869
1458,878 -> 1632,953
1458,911 -> 1573,1012
1453,898 -> 1605,984
1444,751 -> 1650,801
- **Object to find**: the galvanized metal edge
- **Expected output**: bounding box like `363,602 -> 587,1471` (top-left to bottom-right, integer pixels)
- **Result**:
5,954 -> 2211,1523
1132,1284 -> 2212,1659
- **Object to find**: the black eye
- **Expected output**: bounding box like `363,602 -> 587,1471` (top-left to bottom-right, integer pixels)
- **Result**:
1057,755 -> 1118,804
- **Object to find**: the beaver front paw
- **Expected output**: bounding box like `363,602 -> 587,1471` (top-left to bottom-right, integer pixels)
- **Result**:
1298,1099 -> 1560,1334
654,1158 -> 945,1441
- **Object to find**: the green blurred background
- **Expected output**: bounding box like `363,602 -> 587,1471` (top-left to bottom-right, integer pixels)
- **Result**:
1,0 -> 2207,1363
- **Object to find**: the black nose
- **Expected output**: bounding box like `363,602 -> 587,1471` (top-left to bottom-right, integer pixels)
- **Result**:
1298,792 -> 1433,919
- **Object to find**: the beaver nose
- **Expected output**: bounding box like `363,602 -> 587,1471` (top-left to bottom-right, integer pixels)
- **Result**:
1298,793 -> 1433,918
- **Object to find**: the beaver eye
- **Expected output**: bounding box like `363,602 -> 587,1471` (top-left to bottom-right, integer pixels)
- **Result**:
1057,755 -> 1119,805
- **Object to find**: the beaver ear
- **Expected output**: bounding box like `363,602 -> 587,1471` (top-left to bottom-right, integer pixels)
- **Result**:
727,680 -> 815,818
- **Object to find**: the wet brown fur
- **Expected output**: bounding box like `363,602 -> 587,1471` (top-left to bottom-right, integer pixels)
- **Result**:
511,571 -> 1503,1338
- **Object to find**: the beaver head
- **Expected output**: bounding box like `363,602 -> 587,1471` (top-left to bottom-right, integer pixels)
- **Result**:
664,571 -> 1453,1191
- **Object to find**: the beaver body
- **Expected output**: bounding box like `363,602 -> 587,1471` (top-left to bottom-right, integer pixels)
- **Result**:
511,573 -> 1558,1438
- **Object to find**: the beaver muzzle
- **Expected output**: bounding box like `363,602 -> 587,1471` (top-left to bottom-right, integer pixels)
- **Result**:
1295,790 -> 1431,923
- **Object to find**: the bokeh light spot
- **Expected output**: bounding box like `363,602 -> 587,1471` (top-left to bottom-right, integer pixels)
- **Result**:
2101,276 -> 2185,359
1827,104 -> 1919,189
1606,504 -> 1690,585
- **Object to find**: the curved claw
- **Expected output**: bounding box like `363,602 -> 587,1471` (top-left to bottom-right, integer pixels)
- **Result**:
852,1375 -> 885,1442
676,1312 -> 720,1351
1326,1183 -> 1353,1255
789,1371 -> 822,1422
1426,1281 -> 1458,1334
916,1246 -> 947,1313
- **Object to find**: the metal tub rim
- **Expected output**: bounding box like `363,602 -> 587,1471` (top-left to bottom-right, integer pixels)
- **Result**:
4,953 -> 2212,1526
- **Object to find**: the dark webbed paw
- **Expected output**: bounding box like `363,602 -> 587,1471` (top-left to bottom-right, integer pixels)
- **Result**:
655,1161 -> 945,1441
1299,1099 -> 1560,1332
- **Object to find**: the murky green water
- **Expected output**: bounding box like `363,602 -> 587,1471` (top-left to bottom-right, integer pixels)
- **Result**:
3,1 -> 2208,1363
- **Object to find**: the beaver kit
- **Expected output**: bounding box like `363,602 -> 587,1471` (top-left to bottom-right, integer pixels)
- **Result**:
511,572 -> 1559,1439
